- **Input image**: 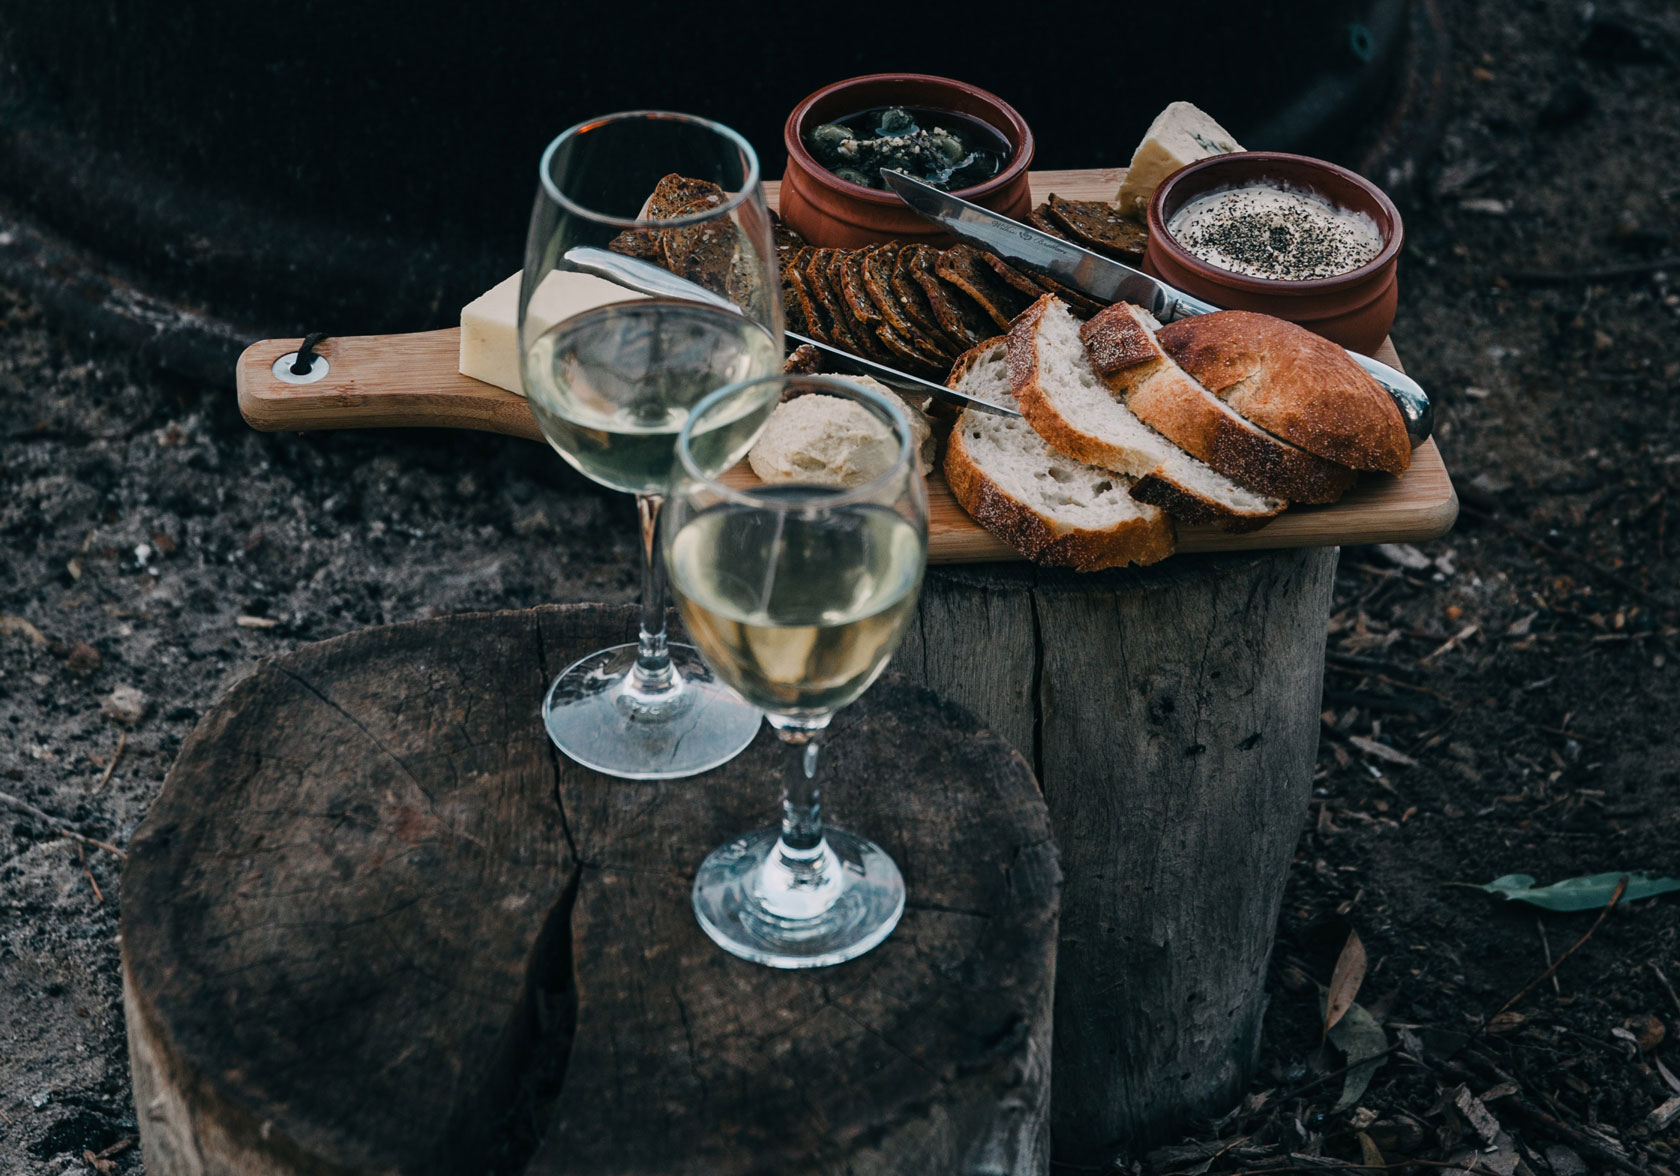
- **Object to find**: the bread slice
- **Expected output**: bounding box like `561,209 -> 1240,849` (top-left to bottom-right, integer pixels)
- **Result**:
886,247 -> 963,360
645,174 -> 725,219
839,249 -> 881,326
873,320 -> 947,379
1027,207 -> 1071,241
782,257 -> 828,345
977,251 -> 1049,303
772,216 -> 806,268
1008,296 -> 1285,531
943,339 -> 1175,570
861,243 -> 907,329
1157,311 -> 1411,475
934,245 -> 1032,331
909,245 -> 992,349
1021,268 -> 1104,319
1042,195 -> 1148,265
1081,304 -> 1358,504
801,250 -> 850,342
607,228 -> 663,261
821,249 -> 890,363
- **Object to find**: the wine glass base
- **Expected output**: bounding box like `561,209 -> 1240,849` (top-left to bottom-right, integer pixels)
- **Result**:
692,827 -> 906,969
542,643 -> 762,780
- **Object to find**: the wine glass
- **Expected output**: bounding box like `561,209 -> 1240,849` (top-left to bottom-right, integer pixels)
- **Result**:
665,375 -> 930,968
519,112 -> 784,780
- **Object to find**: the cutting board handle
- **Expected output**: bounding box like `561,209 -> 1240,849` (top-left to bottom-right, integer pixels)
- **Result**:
235,329 -> 544,444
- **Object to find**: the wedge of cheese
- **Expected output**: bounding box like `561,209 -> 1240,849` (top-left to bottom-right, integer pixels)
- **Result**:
1113,102 -> 1243,217
459,271 -> 646,395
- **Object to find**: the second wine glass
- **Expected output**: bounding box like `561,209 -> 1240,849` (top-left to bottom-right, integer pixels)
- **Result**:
665,375 -> 930,968
519,111 -> 784,780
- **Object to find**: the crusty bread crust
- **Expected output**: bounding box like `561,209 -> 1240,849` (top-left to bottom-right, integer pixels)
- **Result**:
1157,311 -> 1410,475
1008,296 -> 1103,463
1082,304 -> 1357,503
1007,296 -> 1282,530
1124,366 -> 1357,503
946,335 -> 1009,388
1130,473 -> 1277,532
1080,303 -> 1163,377
943,419 -> 1176,570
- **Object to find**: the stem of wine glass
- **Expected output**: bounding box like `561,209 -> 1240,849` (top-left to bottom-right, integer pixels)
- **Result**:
629,493 -> 676,696
758,715 -> 842,921
777,720 -> 825,851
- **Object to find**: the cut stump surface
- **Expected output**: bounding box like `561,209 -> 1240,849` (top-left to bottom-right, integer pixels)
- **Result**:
121,604 -> 1060,1176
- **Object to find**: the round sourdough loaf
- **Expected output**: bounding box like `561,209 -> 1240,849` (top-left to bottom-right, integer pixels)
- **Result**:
1079,303 -> 1358,504
1156,310 -> 1410,475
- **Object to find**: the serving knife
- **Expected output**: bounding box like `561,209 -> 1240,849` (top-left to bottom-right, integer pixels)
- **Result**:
563,246 -> 1021,418
879,169 -> 1433,446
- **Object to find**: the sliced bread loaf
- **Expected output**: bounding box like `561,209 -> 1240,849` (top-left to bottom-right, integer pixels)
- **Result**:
1008,296 -> 1286,531
943,339 -> 1175,570
1081,303 -> 1358,504
1156,311 -> 1411,475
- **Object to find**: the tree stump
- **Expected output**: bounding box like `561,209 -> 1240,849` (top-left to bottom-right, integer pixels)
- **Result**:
120,604 -> 1060,1176
896,547 -> 1338,1161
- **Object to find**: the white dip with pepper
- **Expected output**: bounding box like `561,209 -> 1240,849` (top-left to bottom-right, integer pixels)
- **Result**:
1167,183 -> 1382,281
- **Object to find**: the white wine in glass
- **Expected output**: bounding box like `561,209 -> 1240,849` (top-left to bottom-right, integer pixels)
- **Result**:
519,111 -> 784,781
666,375 -> 929,968
523,300 -> 779,496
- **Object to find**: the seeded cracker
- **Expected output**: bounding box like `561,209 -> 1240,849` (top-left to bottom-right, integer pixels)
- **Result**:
910,246 -> 991,349
889,247 -> 963,358
935,245 -> 1034,331
1042,194 -> 1149,265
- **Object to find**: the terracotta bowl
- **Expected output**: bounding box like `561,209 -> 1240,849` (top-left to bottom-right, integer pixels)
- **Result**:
1143,152 -> 1403,355
780,73 -> 1034,250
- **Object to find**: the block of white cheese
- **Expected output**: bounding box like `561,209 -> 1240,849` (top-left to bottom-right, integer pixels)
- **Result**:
459,271 -> 646,395
1113,102 -> 1244,218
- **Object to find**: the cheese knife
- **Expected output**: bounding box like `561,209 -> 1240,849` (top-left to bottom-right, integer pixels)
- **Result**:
563,246 -> 1021,418
880,169 -> 1433,445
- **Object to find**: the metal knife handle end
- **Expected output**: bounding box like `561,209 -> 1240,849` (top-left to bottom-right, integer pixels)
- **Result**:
1346,354 -> 1432,447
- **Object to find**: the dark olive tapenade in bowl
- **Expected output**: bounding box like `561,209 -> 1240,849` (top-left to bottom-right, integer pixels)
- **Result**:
1144,151 -> 1403,355
781,74 -> 1034,250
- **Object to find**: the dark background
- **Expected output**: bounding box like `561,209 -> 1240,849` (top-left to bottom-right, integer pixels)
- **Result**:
0,0 -> 1420,347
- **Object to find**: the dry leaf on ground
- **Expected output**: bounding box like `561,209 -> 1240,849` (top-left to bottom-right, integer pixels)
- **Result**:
1324,928 -> 1367,1037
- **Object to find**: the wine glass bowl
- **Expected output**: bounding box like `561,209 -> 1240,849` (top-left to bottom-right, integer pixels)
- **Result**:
523,297 -> 779,495
520,112 -> 784,781
666,375 -> 930,967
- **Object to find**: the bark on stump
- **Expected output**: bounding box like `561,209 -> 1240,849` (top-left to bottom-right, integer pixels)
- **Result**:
120,603 -> 1060,1176
896,547 -> 1338,1161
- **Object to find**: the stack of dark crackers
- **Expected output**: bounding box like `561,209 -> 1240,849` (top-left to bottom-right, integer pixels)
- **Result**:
610,175 -> 1150,381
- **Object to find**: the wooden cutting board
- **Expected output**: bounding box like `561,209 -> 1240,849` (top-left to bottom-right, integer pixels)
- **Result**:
235,169 -> 1457,565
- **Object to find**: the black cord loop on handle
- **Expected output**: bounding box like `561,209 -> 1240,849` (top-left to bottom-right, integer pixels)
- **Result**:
292,332 -> 329,375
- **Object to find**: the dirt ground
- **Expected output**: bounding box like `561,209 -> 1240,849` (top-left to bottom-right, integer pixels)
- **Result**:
3,0 -> 1679,1172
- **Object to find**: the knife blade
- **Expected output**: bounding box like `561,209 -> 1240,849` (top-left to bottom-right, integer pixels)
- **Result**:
880,169 -> 1433,446
562,246 -> 1020,418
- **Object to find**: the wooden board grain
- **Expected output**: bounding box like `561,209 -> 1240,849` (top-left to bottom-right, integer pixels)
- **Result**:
236,168 -> 1456,564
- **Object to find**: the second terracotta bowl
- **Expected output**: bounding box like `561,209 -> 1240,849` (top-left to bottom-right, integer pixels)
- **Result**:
1144,152 -> 1403,355
780,73 -> 1034,250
